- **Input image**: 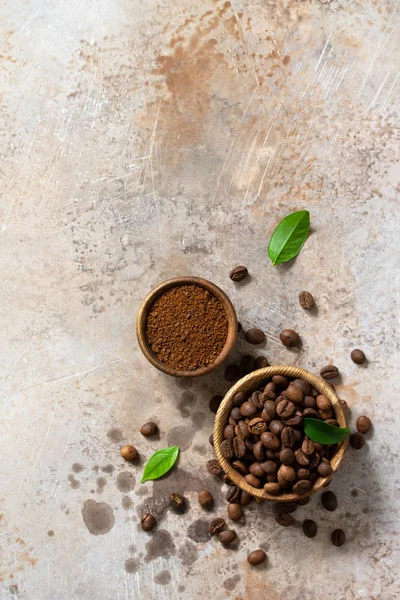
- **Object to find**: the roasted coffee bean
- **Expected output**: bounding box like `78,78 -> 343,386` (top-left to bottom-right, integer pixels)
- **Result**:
141,513 -> 156,531
245,328 -> 266,345
293,480 -> 313,494
299,291 -> 314,310
296,497 -> 310,506
248,418 -> 267,435
245,438 -> 257,452
235,421 -> 250,440
302,519 -> 317,538
206,459 -> 223,477
325,419 -> 339,427
169,493 -> 186,512
247,549 -> 267,566
198,490 -> 214,509
357,416 -> 372,434
209,395 -> 223,413
297,468 -> 311,480
303,408 -> 320,419
266,472 -> 278,482
264,482 -> 280,494
319,407 -> 334,420
209,433 -> 214,447
224,424 -> 235,441
261,431 -> 280,450
274,512 -> 294,526
321,491 -> 337,511
245,473 -> 262,488
219,529 -> 237,545
240,490 -> 253,505
226,486 -> 241,504
251,391 -> 264,410
240,401 -> 257,418
350,432 -> 365,449
209,517 -> 226,535
317,461 -> 333,477
316,395 -> 331,411
255,355 -> 270,369
277,398 -> 296,418
140,422 -> 159,436
274,501 -> 297,514
280,329 -> 301,347
269,420 -> 284,436
232,460 -> 248,475
280,448 -> 294,465
308,453 -> 320,469
249,462 -> 265,478
351,349 -> 366,365
281,427 -> 296,448
303,396 -> 316,408
293,429 -> 303,445
233,391 -> 246,407
239,355 -> 256,376
309,472 -> 318,483
292,379 -> 312,396
331,529 -> 346,547
253,441 -> 265,462
272,375 -> 289,389
283,411 -> 303,427
294,449 -> 310,466
261,460 -> 278,474
227,503 -> 243,521
302,438 -> 315,455
286,385 -> 304,404
278,465 -> 296,482
228,416 -> 236,426
230,407 -> 242,421
314,442 -> 323,452
221,440 -> 234,459
225,364 -> 240,382
120,445 -> 139,462
263,381 -> 276,397
320,365 -> 339,380
233,437 -> 246,458
229,265 -> 248,282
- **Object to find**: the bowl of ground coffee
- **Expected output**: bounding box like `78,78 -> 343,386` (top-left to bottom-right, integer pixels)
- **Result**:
213,365 -> 348,502
137,277 -> 237,377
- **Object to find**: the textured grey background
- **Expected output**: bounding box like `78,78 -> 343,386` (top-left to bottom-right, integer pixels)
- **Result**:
0,0 -> 399,599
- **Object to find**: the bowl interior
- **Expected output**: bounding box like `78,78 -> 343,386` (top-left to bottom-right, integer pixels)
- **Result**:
136,276 -> 237,378
213,365 -> 349,502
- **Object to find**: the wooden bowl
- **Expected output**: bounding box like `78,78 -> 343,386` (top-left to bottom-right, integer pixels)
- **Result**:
136,276 -> 237,378
213,365 -> 349,502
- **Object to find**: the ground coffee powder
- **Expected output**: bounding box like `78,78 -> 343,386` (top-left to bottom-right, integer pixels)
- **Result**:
145,284 -> 228,371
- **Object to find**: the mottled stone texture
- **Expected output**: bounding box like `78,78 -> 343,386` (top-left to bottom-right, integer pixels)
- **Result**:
0,0 -> 399,599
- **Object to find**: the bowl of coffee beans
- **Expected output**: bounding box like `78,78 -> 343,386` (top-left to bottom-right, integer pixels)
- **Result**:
137,276 -> 237,377
213,365 -> 348,502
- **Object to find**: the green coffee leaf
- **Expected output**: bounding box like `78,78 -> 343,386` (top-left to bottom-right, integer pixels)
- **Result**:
303,418 -> 350,445
141,446 -> 180,483
268,210 -> 310,265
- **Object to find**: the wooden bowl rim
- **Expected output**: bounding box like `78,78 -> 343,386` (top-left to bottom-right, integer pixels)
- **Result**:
136,276 -> 237,378
213,365 -> 349,502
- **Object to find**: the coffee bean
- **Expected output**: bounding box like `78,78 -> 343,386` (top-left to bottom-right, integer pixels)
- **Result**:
245,328 -> 266,345
302,519 -> 317,538
209,517 -> 226,535
319,407 -> 334,420
260,460 -> 277,474
141,513 -> 156,531
317,461 -> 333,477
226,486 -> 241,504
296,496 -> 310,506
299,291 -> 314,310
325,419 -> 338,427
120,445 -> 139,462
281,427 -> 296,448
140,422 -> 158,436
227,503 -> 243,521
351,349 -> 366,365
272,375 -> 289,389
274,512 -> 294,526
261,431 -> 280,450
232,460 -> 248,475
245,473 -> 262,488
225,364 -> 240,382
310,472 -> 318,483
219,529 -> 237,545
245,438 -> 256,452
251,440 -> 264,462
221,440 -> 234,459
263,381 -> 276,397
248,418 -> 267,435
280,329 -> 301,347
277,398 -> 296,419
269,420 -> 284,436
292,480 -> 312,494
240,491 -> 253,505
293,379 -> 312,396
278,465 -> 296,482
240,401 -> 257,418
320,365 -> 339,380
297,468 -> 311,480
233,392 -> 246,407
255,356 -> 270,369
261,401 -> 277,423
294,449 -> 310,466
249,462 -> 265,478
209,433 -> 214,447
293,429 -> 303,445
279,448 -> 294,465
308,453 -> 320,469
169,493 -> 186,512
350,432 -> 365,449
264,482 -> 280,494
224,425 -> 235,441
277,472 -> 290,488
232,437 -> 246,458
303,396 -> 316,409
209,395 -> 223,413
274,501 -> 297,514
229,265 -> 248,282
198,490 -> 214,509
286,385 -> 304,404
302,438 -> 315,455
356,416 -> 372,434
283,411 -> 303,427
247,549 -> 267,566
316,395 -> 331,411
239,355 -> 256,376
230,407 -> 242,421
206,459 -> 223,477
234,421 -> 250,440
321,491 -> 337,511
331,529 -> 346,547
250,390 -> 263,410
303,408 -> 320,419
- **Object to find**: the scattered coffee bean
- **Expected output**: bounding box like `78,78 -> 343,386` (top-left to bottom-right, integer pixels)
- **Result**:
325,419 -> 339,427
140,422 -> 158,436
264,482 -> 280,494
255,356 -> 270,369
303,408 -> 320,419
308,454 -> 320,469
294,449 -> 310,466
320,365 -> 339,380
120,445 -> 139,462
209,395 -> 223,413
331,529 -> 346,547
227,503 -> 243,521
281,427 -> 296,448
169,493 -> 186,512
229,265 -> 248,282
269,420 -> 284,436
198,490 -> 214,509
221,440 -> 234,459
299,291 -> 314,310
225,364 -> 240,382
302,519 -> 317,538
240,401 -> 257,418
209,433 -> 214,447
356,416 -> 372,434
351,349 -> 366,364
272,375 -> 289,388
219,529 -> 237,545
226,486 -> 241,504
209,517 -> 226,535
141,513 -> 156,531
245,328 -> 266,345
239,355 -> 256,376
350,432 -> 365,449
280,329 -> 301,347
240,490 -> 253,505
247,549 -> 267,566
321,491 -> 337,511
206,459 -> 223,477
274,512 -> 294,526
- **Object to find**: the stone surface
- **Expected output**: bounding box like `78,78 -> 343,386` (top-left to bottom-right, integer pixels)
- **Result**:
0,0 -> 399,599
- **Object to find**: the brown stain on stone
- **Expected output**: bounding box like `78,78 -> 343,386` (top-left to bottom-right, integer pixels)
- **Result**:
244,572 -> 280,600
282,55 -> 290,65
122,496 -> 134,510
125,558 -> 140,573
154,570 -> 172,585
191,411 -> 206,428
224,574 -> 241,591
101,464 -> 115,474
116,471 -> 136,492
177,390 -> 197,418
167,425 -> 195,450
71,463 -> 84,473
179,540 -> 199,566
96,477 -> 107,494
335,380 -> 358,404
68,474 -> 80,489
178,585 -> 186,593
186,519 -> 210,543
47,530 -> 54,537
107,427 -> 123,443
144,529 -> 176,562
82,500 -> 115,535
